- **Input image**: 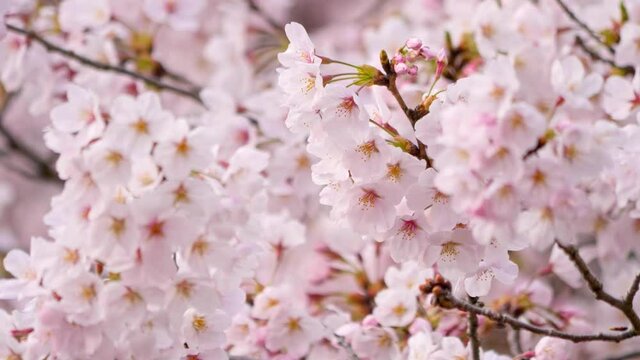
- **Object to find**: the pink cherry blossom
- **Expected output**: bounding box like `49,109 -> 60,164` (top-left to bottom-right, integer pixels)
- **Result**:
1,2 -> 640,359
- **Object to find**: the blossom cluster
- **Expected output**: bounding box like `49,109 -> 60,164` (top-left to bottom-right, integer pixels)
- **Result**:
0,0 -> 639,359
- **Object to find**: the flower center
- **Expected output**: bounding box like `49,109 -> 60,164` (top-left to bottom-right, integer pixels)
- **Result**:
132,118 -> 149,134
356,140 -> 379,160
192,314 -> 207,333
358,188 -> 380,209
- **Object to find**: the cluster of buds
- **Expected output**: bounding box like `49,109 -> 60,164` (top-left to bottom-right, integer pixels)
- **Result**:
420,274 -> 455,309
392,38 -> 447,78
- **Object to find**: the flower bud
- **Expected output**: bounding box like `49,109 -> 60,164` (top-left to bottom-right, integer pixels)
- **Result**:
394,62 -> 408,75
392,54 -> 405,64
362,314 -> 379,327
435,48 -> 447,78
420,46 -> 436,59
405,49 -> 419,62
406,38 -> 423,50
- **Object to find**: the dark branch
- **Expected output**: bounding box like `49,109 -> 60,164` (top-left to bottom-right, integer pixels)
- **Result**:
555,0 -> 614,54
443,293 -> 637,343
574,37 -> 635,74
626,273 -> 640,305
6,24 -> 204,106
0,93 -> 59,182
377,50 -> 434,168
468,296 -> 481,360
556,241 -> 640,332
421,275 -> 639,343
246,0 -> 281,30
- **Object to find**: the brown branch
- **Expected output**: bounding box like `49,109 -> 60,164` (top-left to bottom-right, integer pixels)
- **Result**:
574,37 -> 635,74
6,24 -> 204,106
442,293 -> 637,343
523,138 -> 546,159
0,93 -> 59,182
377,50 -> 434,168
246,0 -> 281,30
556,241 -> 640,332
555,0 -> 614,54
421,275 -> 639,343
626,273 -> 640,305
386,74 -> 413,122
156,63 -> 202,92
468,296 -> 481,360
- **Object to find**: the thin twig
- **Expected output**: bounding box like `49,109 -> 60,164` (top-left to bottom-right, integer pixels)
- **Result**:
574,37 -> 634,74
441,293 -> 637,343
468,296 -> 481,360
334,333 -> 360,360
555,0 -> 614,54
0,92 -> 59,182
247,0 -> 281,30
6,24 -> 204,105
556,241 -> 640,332
156,64 -> 201,90
574,37 -> 617,67
377,50 -> 434,169
323,323 -> 360,360
626,273 -> 640,305
386,74 -> 414,122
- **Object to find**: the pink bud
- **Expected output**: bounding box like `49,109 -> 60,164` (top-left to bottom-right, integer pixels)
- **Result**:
362,315 -> 379,327
392,54 -> 405,63
408,65 -> 418,76
435,48 -> 447,78
405,49 -> 419,62
405,38 -> 423,50
420,46 -> 436,59
394,62 -> 408,75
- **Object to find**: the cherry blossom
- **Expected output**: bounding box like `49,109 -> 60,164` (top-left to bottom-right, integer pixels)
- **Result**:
2,1 -> 640,359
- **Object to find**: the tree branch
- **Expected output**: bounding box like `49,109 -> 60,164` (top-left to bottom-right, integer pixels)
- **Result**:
421,275 -> 639,343
574,37 -> 635,74
6,24 -> 204,106
377,50 -> 434,168
333,332 -> 360,360
468,296 -> 481,360
321,322 -> 360,360
443,293 -> 637,343
626,273 -> 640,306
387,74 -> 413,120
246,0 -> 281,30
555,0 -> 614,54
0,92 -> 59,182
556,241 -> 640,332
